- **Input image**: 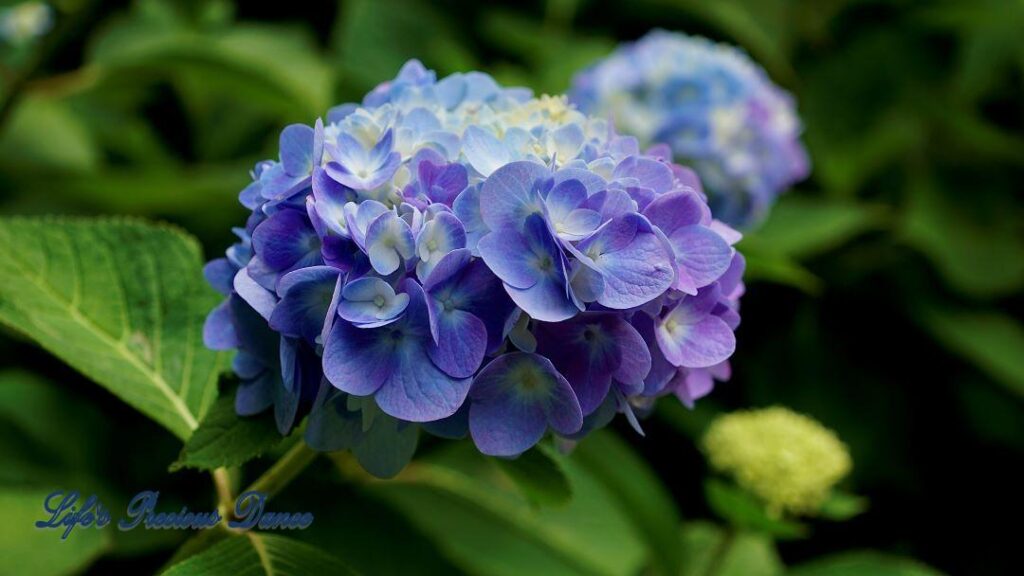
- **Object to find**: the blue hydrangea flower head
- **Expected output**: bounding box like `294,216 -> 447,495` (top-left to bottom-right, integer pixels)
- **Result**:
570,30 -> 810,226
204,59 -> 747,476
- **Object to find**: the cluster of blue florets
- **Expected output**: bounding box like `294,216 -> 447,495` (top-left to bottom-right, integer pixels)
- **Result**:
571,30 -> 809,225
204,60 -> 744,476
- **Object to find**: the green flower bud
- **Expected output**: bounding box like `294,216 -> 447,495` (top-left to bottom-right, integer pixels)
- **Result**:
703,406 -> 852,516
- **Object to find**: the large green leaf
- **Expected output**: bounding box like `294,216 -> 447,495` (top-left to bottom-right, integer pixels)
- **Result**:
788,551 -> 945,576
492,445 -> 572,507
89,6 -> 332,120
743,196 -> 888,260
903,179 -> 1024,298
160,533 -> 360,576
918,307 -> 1024,398
0,96 -> 99,172
0,487 -> 110,576
0,370 -> 106,486
366,442 -> 646,576
333,0 -> 476,97
679,522 -> 783,576
171,392 -> 284,472
0,217 -> 227,439
572,430 -> 684,576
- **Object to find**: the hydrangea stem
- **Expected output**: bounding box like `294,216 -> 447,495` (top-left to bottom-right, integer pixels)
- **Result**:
211,467 -> 234,519
242,441 -> 319,500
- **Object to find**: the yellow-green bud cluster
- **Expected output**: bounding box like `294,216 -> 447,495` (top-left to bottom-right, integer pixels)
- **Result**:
703,406 -> 852,516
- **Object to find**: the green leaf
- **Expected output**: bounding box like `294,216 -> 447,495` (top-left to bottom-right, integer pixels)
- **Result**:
788,551 -> 945,576
0,217 -> 228,440
90,12 -> 332,120
818,490 -> 869,521
333,0 -> 476,97
3,163 -> 249,216
744,196 -> 888,260
492,445 -> 572,507
903,178 -> 1024,298
0,487 -> 110,576
679,522 -> 783,576
571,430 -> 683,576
0,370 -> 106,486
738,195 -> 888,293
0,96 -> 99,172
368,442 -> 646,576
740,247 -> 821,294
160,533 -> 360,576
171,392 -> 283,471
918,307 -> 1024,398
704,479 -> 808,539
679,522 -> 724,576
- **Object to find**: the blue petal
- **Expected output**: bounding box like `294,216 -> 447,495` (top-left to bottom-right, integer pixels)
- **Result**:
642,191 -> 708,236
426,254 -> 516,354
415,212 -> 466,279
372,281 -> 472,422
365,212 -> 415,275
577,214 -> 674,309
468,353 -> 582,456
269,267 -> 341,341
667,225 -> 733,289
375,342 -> 472,422
203,299 -> 238,350
613,156 -> 674,194
463,125 -> 511,176
322,317 -> 397,397
479,160 -> 549,231
425,304 -> 487,378
477,228 -> 541,289
236,370 -> 276,416
204,258 -> 236,296
452,184 -> 488,254
251,209 -> 322,272
233,268 -> 277,321
280,124 -> 315,177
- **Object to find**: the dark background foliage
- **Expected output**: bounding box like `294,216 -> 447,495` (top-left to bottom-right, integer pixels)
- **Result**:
1,0 -> 1021,574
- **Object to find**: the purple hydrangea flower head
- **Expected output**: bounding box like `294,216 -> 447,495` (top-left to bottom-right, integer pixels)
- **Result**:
570,30 -> 810,226
203,59 -> 747,474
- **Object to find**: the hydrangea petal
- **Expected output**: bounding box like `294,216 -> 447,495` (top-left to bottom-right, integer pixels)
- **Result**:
668,225 -> 733,288
280,124 -> 315,176
479,160 -> 549,231
577,213 -> 674,309
365,212 -> 416,275
656,308 -> 736,368
468,353 -> 582,456
463,125 -> 511,177
269,266 -> 341,341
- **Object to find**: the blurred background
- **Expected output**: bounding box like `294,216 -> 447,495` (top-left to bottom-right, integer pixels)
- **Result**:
1,0 -> 1021,574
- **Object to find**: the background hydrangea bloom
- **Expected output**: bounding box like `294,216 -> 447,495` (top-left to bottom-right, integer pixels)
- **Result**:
204,59 -> 746,475
570,30 -> 810,226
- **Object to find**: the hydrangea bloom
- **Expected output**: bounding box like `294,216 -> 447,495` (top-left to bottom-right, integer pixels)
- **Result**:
570,30 -> 810,226
204,60 -> 746,476
703,406 -> 852,516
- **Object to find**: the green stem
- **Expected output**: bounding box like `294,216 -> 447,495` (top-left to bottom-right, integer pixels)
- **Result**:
241,441 -> 319,500
702,526 -> 736,576
211,467 -> 234,521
